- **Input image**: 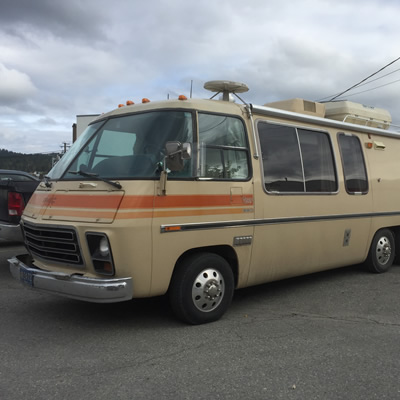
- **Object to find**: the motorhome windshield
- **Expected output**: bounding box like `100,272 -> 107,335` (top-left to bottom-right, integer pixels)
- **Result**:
47,121 -> 104,180
49,111 -> 193,181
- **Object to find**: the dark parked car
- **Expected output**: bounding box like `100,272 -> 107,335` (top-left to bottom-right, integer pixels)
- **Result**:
0,170 -> 40,242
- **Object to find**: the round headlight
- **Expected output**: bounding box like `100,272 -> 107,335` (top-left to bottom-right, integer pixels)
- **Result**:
99,237 -> 110,257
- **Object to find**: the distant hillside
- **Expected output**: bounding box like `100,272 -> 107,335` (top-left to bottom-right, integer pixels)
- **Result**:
0,149 -> 58,175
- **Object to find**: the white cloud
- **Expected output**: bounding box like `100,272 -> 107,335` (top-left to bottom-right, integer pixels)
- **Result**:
0,63 -> 37,104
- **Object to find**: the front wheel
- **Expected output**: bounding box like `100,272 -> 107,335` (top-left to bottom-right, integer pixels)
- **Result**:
365,229 -> 395,273
169,253 -> 234,324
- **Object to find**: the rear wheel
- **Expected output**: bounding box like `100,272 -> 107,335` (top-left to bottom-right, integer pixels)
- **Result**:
365,229 -> 395,273
169,253 -> 234,324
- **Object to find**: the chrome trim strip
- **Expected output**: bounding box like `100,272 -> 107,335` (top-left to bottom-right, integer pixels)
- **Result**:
251,104 -> 398,138
160,211 -> 400,233
246,105 -> 260,160
9,254 -> 133,303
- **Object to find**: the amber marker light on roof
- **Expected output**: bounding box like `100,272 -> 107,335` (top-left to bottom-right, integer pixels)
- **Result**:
142,98 -> 150,103
126,100 -> 134,105
118,104 -> 124,108
178,95 -> 188,100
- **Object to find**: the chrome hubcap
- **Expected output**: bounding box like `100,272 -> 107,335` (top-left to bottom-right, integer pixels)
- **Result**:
192,268 -> 225,312
376,236 -> 391,265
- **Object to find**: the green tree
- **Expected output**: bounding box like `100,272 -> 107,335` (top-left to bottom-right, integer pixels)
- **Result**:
0,149 -> 57,175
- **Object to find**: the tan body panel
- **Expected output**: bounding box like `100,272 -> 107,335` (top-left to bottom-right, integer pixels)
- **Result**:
151,180 -> 254,295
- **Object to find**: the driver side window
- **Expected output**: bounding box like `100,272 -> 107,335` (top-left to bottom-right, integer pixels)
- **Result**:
198,113 -> 250,180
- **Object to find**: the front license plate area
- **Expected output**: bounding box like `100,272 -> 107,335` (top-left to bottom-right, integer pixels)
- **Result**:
20,267 -> 34,287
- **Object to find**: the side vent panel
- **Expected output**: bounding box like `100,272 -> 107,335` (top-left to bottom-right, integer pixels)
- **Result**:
303,100 -> 316,113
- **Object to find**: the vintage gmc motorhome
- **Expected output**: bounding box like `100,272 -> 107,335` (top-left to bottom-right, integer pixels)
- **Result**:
9,80 -> 400,324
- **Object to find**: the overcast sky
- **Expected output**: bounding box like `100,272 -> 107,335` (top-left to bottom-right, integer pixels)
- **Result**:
1,0 -> 399,154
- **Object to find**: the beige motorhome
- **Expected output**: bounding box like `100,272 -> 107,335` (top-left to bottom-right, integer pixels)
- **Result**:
9,80 -> 400,324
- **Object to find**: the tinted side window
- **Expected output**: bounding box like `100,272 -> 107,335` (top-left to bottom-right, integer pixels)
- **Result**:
258,123 -> 304,192
258,122 -> 337,193
298,129 -> 337,192
198,113 -> 249,180
338,134 -> 368,194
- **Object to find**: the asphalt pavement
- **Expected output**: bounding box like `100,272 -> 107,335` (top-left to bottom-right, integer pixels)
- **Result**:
1,242 -> 399,400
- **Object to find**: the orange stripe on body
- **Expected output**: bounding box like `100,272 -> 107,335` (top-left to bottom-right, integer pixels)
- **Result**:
115,207 -> 253,219
119,196 -> 154,209
119,194 -> 254,209
29,192 -> 123,209
28,192 -> 53,207
52,195 -> 123,209
30,193 -> 253,209
119,194 -> 237,209
153,207 -> 251,218
154,194 -> 253,208
28,193 -> 254,220
44,209 -> 116,219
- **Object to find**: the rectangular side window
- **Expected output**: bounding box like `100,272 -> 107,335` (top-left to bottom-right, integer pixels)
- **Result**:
198,113 -> 250,180
258,123 -> 304,192
258,121 -> 337,194
298,129 -> 337,192
338,134 -> 368,194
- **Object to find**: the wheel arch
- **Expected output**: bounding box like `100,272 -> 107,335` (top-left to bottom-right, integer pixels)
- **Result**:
171,245 -> 239,288
365,227 -> 396,273
376,225 -> 400,259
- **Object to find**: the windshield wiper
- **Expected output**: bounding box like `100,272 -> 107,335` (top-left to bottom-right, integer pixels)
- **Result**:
69,169 -> 122,189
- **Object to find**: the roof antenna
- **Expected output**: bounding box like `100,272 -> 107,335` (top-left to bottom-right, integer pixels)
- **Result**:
204,80 -> 249,103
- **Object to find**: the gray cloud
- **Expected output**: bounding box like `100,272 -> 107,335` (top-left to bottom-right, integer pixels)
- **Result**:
0,0 -> 107,42
0,0 -> 400,154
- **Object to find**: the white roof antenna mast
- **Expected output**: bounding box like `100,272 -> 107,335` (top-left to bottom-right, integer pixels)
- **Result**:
204,80 -> 249,103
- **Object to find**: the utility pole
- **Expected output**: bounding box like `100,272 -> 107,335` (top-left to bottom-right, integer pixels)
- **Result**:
60,142 -> 70,154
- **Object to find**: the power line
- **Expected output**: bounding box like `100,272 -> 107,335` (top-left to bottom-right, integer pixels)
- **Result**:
350,67 -> 400,88
317,67 -> 400,101
334,77 -> 400,99
325,56 -> 400,102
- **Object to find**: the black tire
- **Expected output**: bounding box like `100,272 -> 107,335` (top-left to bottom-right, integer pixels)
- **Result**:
365,229 -> 395,273
169,253 -> 234,325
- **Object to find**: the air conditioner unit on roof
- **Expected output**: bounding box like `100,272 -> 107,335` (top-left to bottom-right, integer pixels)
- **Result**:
324,101 -> 391,130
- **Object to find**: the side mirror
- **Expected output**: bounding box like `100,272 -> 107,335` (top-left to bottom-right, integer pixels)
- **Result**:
165,141 -> 191,171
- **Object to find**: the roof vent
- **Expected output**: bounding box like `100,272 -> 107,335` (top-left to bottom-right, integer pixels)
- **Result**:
265,98 -> 325,118
204,80 -> 249,102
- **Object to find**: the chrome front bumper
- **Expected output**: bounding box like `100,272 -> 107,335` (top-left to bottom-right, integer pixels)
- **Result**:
9,254 -> 133,303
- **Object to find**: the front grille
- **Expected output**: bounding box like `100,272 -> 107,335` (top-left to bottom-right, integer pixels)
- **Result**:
23,221 -> 83,265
